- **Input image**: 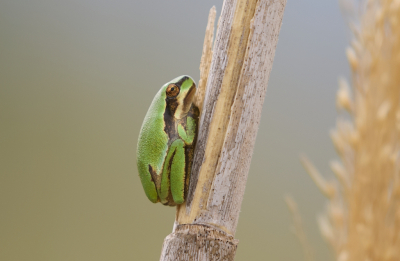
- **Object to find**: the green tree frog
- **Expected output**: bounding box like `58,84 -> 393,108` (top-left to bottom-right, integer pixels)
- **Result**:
137,76 -> 199,206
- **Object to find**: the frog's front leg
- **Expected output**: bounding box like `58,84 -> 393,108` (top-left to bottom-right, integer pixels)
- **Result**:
177,116 -> 196,145
160,139 -> 186,205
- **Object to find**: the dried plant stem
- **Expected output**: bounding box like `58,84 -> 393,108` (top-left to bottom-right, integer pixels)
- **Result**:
159,0 -> 286,260
179,0 -> 260,230
193,6 -> 216,112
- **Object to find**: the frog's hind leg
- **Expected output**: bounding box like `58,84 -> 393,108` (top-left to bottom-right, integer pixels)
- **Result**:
160,139 -> 186,205
159,144 -> 176,205
170,139 -> 186,205
137,161 -> 159,203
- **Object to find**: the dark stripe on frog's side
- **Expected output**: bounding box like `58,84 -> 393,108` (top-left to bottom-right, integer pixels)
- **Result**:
163,103 -> 178,143
148,164 -> 158,185
163,97 -> 179,143
148,164 -> 160,201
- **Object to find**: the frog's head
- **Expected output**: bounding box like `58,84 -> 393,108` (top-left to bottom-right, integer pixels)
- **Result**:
163,75 -> 196,119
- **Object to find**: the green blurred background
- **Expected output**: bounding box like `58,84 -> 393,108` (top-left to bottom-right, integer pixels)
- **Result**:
0,1 -> 349,260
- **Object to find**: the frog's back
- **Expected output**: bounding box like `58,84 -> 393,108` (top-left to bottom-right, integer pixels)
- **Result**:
137,88 -> 169,173
136,88 -> 169,202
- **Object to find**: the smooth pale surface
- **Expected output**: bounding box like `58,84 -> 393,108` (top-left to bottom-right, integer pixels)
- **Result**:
0,1 -> 347,260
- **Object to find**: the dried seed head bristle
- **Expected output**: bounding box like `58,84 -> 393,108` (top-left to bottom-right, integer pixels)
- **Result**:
337,77 -> 353,112
346,47 -> 359,71
301,155 -> 336,199
285,196 -> 315,261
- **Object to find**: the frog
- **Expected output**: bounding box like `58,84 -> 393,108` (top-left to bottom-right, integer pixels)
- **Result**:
136,75 -> 199,206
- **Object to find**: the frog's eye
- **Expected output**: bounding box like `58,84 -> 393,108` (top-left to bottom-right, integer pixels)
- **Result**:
166,84 -> 180,97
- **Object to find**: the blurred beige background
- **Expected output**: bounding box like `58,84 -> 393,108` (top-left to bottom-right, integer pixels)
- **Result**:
0,1 -> 349,260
